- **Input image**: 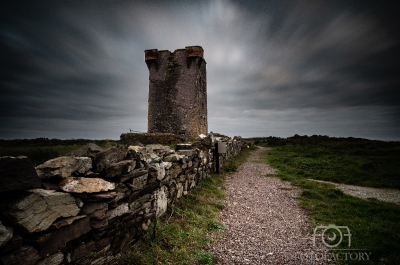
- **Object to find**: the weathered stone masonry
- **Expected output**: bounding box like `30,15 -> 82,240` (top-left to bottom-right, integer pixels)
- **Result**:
120,132 -> 184,145
146,46 -> 207,140
0,134 -> 243,265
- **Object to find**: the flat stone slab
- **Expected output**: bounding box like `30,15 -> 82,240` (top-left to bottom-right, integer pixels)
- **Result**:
80,202 -> 108,220
59,177 -> 115,193
0,156 -> 42,193
107,203 -> 130,220
176,144 -> 192,151
30,216 -> 91,258
79,202 -> 108,230
35,156 -> 92,179
69,237 -> 111,262
119,168 -> 148,183
74,191 -> 117,202
126,173 -> 148,191
177,150 -> 195,156
104,160 -> 136,178
94,146 -> 128,173
49,215 -> 87,230
0,189 -> 81,233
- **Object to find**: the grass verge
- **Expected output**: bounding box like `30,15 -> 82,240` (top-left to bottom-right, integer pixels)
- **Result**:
251,136 -> 400,189
263,144 -> 400,264
117,145 -> 256,265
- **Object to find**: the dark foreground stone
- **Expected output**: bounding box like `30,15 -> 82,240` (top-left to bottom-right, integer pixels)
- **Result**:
94,146 -> 128,173
1,245 -> 40,265
30,216 -> 91,258
0,156 -> 42,193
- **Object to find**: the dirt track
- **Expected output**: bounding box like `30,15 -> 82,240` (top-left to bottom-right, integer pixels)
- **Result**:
209,147 -> 335,264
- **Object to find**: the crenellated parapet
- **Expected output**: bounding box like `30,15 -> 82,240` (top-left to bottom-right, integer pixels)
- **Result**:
144,46 -> 205,62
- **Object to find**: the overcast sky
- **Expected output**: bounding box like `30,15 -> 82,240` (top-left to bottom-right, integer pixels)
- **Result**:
1,0 -> 399,141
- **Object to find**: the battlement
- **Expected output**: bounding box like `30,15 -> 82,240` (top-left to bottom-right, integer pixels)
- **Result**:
144,46 -> 205,62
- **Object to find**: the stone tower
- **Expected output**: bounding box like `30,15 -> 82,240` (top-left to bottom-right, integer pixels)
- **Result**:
145,46 -> 207,140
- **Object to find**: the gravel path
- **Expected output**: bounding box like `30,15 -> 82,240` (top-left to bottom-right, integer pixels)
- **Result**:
209,147 -> 335,264
309,179 -> 400,205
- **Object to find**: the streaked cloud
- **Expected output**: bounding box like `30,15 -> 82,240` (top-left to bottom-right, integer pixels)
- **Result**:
1,0 -> 399,140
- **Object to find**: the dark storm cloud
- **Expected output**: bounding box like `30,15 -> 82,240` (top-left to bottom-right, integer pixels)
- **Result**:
203,0 -> 400,140
0,0 -> 399,140
1,0 -> 151,139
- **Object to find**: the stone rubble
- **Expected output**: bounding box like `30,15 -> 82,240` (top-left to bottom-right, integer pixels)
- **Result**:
0,133 -> 244,265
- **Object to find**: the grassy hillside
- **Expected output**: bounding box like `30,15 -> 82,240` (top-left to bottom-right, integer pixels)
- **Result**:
0,138 -> 120,166
247,135 -> 400,190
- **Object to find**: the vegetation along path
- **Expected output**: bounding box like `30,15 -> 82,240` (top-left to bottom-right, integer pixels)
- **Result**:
209,147 -> 335,264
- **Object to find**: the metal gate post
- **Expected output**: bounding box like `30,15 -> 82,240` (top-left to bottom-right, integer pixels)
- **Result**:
215,142 -> 219,174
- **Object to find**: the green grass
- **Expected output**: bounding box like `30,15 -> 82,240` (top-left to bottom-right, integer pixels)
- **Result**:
117,175 -> 224,265
117,145 -> 254,265
220,145 -> 257,173
262,137 -> 400,265
195,252 -> 214,265
259,140 -> 400,190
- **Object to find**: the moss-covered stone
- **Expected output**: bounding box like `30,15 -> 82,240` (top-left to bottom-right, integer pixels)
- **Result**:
129,194 -> 151,210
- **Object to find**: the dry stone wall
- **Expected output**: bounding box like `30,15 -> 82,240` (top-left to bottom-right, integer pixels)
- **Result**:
0,134 -> 244,265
